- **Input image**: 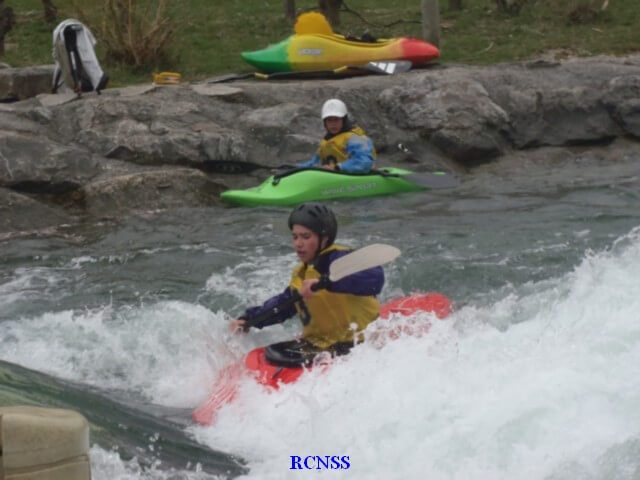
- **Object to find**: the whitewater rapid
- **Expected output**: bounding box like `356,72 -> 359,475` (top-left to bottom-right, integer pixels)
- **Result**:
2,224 -> 639,479
194,226 -> 640,480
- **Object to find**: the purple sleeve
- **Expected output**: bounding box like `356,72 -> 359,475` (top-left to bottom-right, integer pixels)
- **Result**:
241,287 -> 297,329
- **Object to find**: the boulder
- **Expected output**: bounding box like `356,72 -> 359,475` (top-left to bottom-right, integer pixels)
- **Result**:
2,54 -> 640,237
0,131 -> 101,193
0,132 -> 101,193
0,188 -> 75,238
0,65 -> 55,101
379,76 -> 509,165
78,168 -> 228,215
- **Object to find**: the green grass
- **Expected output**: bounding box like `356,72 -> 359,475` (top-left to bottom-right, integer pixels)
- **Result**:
4,0 -> 640,86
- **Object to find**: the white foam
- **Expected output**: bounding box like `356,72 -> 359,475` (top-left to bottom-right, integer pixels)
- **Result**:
3,227 -> 640,479
1,301 -> 239,406
192,226 -> 640,479
0,266 -> 68,313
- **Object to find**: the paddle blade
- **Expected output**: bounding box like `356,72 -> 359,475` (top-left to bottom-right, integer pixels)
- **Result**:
329,244 -> 401,281
202,160 -> 296,174
255,60 -> 412,81
207,73 -> 254,84
192,362 -> 243,425
362,60 -> 413,75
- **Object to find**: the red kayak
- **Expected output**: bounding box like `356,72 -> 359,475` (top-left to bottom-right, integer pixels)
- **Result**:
192,292 -> 452,425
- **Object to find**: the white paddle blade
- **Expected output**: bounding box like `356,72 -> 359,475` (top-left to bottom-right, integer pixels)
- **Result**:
365,60 -> 412,75
328,244 -> 401,281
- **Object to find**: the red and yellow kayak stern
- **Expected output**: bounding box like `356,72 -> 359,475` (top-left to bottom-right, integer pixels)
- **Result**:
399,37 -> 441,65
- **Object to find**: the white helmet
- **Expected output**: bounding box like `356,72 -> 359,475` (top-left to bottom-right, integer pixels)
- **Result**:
321,99 -> 348,119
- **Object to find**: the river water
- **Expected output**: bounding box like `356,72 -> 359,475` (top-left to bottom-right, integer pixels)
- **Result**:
1,151 -> 639,480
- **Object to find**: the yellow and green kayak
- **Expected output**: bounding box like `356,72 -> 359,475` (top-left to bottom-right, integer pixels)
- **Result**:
220,167 -> 442,207
241,12 -> 440,74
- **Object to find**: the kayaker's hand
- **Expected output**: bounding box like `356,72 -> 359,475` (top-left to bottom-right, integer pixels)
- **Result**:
321,164 -> 335,171
229,318 -> 248,334
300,279 -> 320,298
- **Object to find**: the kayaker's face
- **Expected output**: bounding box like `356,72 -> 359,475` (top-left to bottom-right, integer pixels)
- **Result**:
324,116 -> 344,135
291,224 -> 323,263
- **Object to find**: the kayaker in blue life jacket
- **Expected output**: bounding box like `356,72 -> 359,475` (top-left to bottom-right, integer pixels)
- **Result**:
298,99 -> 377,174
229,203 -> 384,363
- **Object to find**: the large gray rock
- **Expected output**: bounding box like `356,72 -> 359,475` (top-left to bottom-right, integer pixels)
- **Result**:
604,75 -> 640,138
379,76 -> 510,165
0,131 -> 101,193
277,134 -> 318,163
0,188 -> 75,238
379,76 -> 509,165
477,57 -> 637,148
495,84 -> 621,148
47,87 -> 250,166
0,108 -> 47,135
2,54 -> 640,238
240,102 -> 316,146
0,65 -> 54,101
78,168 -> 227,215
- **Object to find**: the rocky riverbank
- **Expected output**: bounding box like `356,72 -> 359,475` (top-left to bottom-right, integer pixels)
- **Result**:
2,54 -> 640,239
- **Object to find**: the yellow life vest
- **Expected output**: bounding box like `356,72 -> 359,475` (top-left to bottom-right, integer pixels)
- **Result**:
317,126 -> 376,167
289,244 -> 380,349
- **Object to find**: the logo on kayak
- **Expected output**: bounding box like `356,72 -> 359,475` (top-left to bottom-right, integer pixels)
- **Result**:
290,455 -> 351,470
321,182 -> 378,196
299,48 -> 323,56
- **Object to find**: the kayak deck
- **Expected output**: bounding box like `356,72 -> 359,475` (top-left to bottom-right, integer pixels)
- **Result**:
220,167 -> 425,207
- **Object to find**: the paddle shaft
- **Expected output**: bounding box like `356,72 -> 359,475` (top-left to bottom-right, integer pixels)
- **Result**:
373,169 -> 460,190
256,60 -> 412,80
202,160 -> 295,174
208,60 -> 412,84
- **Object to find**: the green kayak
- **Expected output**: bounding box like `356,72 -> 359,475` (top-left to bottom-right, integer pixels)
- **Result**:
220,167 -> 440,207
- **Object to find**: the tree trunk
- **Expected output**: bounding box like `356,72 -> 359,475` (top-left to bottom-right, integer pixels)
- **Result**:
421,0 -> 440,47
318,0 -> 341,27
284,0 -> 296,22
42,0 -> 58,23
496,0 -> 524,13
450,0 -> 463,10
0,0 -> 15,56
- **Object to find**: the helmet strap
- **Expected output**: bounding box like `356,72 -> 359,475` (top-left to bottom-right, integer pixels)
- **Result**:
314,235 -> 329,259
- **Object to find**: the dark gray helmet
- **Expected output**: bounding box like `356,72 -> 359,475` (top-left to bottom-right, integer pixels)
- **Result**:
288,203 -> 337,246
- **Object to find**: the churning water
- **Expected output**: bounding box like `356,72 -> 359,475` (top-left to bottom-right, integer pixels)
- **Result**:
1,154 -> 639,479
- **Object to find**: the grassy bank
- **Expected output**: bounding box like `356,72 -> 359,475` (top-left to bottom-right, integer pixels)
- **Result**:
4,0 -> 639,86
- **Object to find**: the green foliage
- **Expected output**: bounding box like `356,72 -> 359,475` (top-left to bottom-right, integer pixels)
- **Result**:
100,0 -> 173,68
564,0 -> 611,25
3,0 -> 639,86
495,0 -> 530,15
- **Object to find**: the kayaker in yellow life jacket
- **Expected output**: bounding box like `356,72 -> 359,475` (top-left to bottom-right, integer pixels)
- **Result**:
298,99 -> 377,173
229,203 -> 384,363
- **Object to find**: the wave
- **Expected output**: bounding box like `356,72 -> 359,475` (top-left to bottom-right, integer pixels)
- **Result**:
194,226 -> 640,479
